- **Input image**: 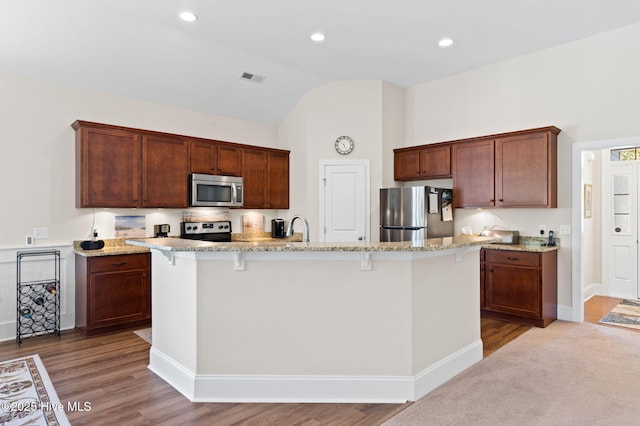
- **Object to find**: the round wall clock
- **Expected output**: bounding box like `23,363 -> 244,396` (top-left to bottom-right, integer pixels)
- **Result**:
335,136 -> 354,155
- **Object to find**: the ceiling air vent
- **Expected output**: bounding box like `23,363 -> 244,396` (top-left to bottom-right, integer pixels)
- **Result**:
240,72 -> 265,83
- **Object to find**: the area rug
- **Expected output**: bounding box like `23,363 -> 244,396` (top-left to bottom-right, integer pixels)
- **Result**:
0,354 -> 70,426
599,299 -> 640,330
134,328 -> 152,344
383,321 -> 640,425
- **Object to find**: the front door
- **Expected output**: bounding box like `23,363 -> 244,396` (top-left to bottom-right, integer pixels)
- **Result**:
319,160 -> 369,242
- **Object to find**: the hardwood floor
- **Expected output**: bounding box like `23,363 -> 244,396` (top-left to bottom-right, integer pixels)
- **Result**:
481,317 -> 531,357
0,316 -> 546,425
583,295 -> 640,332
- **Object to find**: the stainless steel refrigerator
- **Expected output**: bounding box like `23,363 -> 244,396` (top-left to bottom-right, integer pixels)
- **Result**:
380,186 -> 454,242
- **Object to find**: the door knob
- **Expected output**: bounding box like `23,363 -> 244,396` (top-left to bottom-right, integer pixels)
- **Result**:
358,236 -> 363,241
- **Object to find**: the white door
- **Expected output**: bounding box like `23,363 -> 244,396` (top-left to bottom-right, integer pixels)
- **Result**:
319,160 -> 369,242
603,161 -> 639,299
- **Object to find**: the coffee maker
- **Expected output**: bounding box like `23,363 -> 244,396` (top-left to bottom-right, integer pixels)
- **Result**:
154,224 -> 170,237
271,219 -> 285,238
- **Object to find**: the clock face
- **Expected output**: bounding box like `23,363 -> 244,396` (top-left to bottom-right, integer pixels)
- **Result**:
335,136 -> 354,155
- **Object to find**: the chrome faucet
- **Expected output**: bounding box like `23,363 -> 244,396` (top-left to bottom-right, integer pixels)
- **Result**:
286,214 -> 310,242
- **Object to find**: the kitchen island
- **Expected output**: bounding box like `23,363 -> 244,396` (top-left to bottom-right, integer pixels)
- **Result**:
126,236 -> 495,403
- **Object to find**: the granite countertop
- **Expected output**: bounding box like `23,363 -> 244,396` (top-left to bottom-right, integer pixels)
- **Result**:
126,235 -> 498,253
73,239 -> 150,257
481,236 -> 560,253
231,231 -> 303,243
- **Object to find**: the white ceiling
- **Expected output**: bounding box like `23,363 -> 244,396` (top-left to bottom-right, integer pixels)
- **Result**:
2,0 -> 640,125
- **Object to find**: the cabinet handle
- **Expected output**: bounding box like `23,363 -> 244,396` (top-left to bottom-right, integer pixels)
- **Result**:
112,262 -> 127,266
498,199 -> 504,202
490,199 -> 495,202
506,257 -> 519,261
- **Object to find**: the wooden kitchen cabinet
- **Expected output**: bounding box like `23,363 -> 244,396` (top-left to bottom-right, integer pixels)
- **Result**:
142,133 -> 189,208
481,248 -> 557,328
394,144 -> 452,180
241,147 -> 290,209
74,121 -> 189,208
74,122 -> 142,208
452,139 -> 495,208
75,253 -> 151,337
266,150 -> 290,209
189,139 -> 241,176
452,126 -> 559,208
74,120 -> 290,209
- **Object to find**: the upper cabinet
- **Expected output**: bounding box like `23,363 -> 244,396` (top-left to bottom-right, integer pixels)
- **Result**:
394,144 -> 451,180
394,126 -> 560,209
74,122 -> 142,208
241,147 -> 290,209
452,139 -> 495,208
74,121 -> 189,208
189,138 -> 241,176
141,134 -> 189,208
453,127 -> 559,208
73,120 -> 289,209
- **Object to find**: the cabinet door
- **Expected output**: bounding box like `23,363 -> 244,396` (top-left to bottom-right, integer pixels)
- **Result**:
76,125 -> 141,208
142,134 -> 189,208
241,148 -> 268,208
496,132 -> 556,207
190,140 -> 217,174
88,269 -> 151,327
420,145 -> 451,178
452,139 -> 495,207
394,149 -> 421,180
485,263 -> 541,319
266,151 -> 289,209
216,144 -> 242,176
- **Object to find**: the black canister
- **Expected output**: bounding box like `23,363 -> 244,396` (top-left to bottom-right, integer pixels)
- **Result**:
271,219 -> 286,238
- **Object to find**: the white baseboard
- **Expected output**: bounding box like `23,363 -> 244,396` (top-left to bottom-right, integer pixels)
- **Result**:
413,339 -> 483,400
148,340 -> 483,403
583,283 -> 602,302
557,304 -> 574,322
0,314 -> 75,343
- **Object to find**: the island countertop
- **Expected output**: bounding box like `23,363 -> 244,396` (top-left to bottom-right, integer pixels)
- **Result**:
126,235 -> 497,252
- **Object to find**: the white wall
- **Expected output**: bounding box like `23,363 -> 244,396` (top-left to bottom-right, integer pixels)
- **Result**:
278,80 -> 395,242
403,22 -> 640,310
582,151 -> 602,299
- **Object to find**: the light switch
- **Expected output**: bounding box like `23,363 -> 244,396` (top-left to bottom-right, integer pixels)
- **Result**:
559,224 -> 571,235
33,227 -> 48,239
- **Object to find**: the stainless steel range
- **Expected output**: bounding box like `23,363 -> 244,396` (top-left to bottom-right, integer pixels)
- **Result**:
180,221 -> 232,242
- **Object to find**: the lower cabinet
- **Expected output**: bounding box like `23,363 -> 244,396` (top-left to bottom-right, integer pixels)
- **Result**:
75,253 -> 151,337
481,248 -> 557,328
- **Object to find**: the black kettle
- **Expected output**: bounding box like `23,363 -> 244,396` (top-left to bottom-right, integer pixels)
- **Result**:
271,219 -> 286,238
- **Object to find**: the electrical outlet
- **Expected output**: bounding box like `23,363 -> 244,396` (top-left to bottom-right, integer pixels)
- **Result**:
538,225 -> 546,235
25,235 -> 34,246
33,227 -> 48,239
559,224 -> 571,235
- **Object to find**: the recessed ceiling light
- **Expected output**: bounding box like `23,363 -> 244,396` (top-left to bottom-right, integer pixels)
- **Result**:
179,11 -> 198,22
310,32 -> 326,42
438,37 -> 454,47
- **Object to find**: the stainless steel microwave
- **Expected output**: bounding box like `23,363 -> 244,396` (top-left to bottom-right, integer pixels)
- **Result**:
189,174 -> 243,207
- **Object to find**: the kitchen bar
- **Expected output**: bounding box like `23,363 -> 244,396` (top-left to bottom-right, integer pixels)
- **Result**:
127,236 -> 495,403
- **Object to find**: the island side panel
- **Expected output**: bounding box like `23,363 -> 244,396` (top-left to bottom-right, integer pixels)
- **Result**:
150,252 -> 199,374
411,248 -> 482,374
195,252 -> 414,376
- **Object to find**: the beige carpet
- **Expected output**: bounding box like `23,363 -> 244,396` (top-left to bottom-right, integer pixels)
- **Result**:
599,299 -> 640,330
384,321 -> 640,425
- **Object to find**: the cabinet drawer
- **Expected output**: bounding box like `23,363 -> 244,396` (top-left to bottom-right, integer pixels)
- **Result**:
485,250 -> 539,267
88,253 -> 150,273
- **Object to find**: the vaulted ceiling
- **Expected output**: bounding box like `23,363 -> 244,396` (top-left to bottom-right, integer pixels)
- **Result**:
2,0 -> 639,125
